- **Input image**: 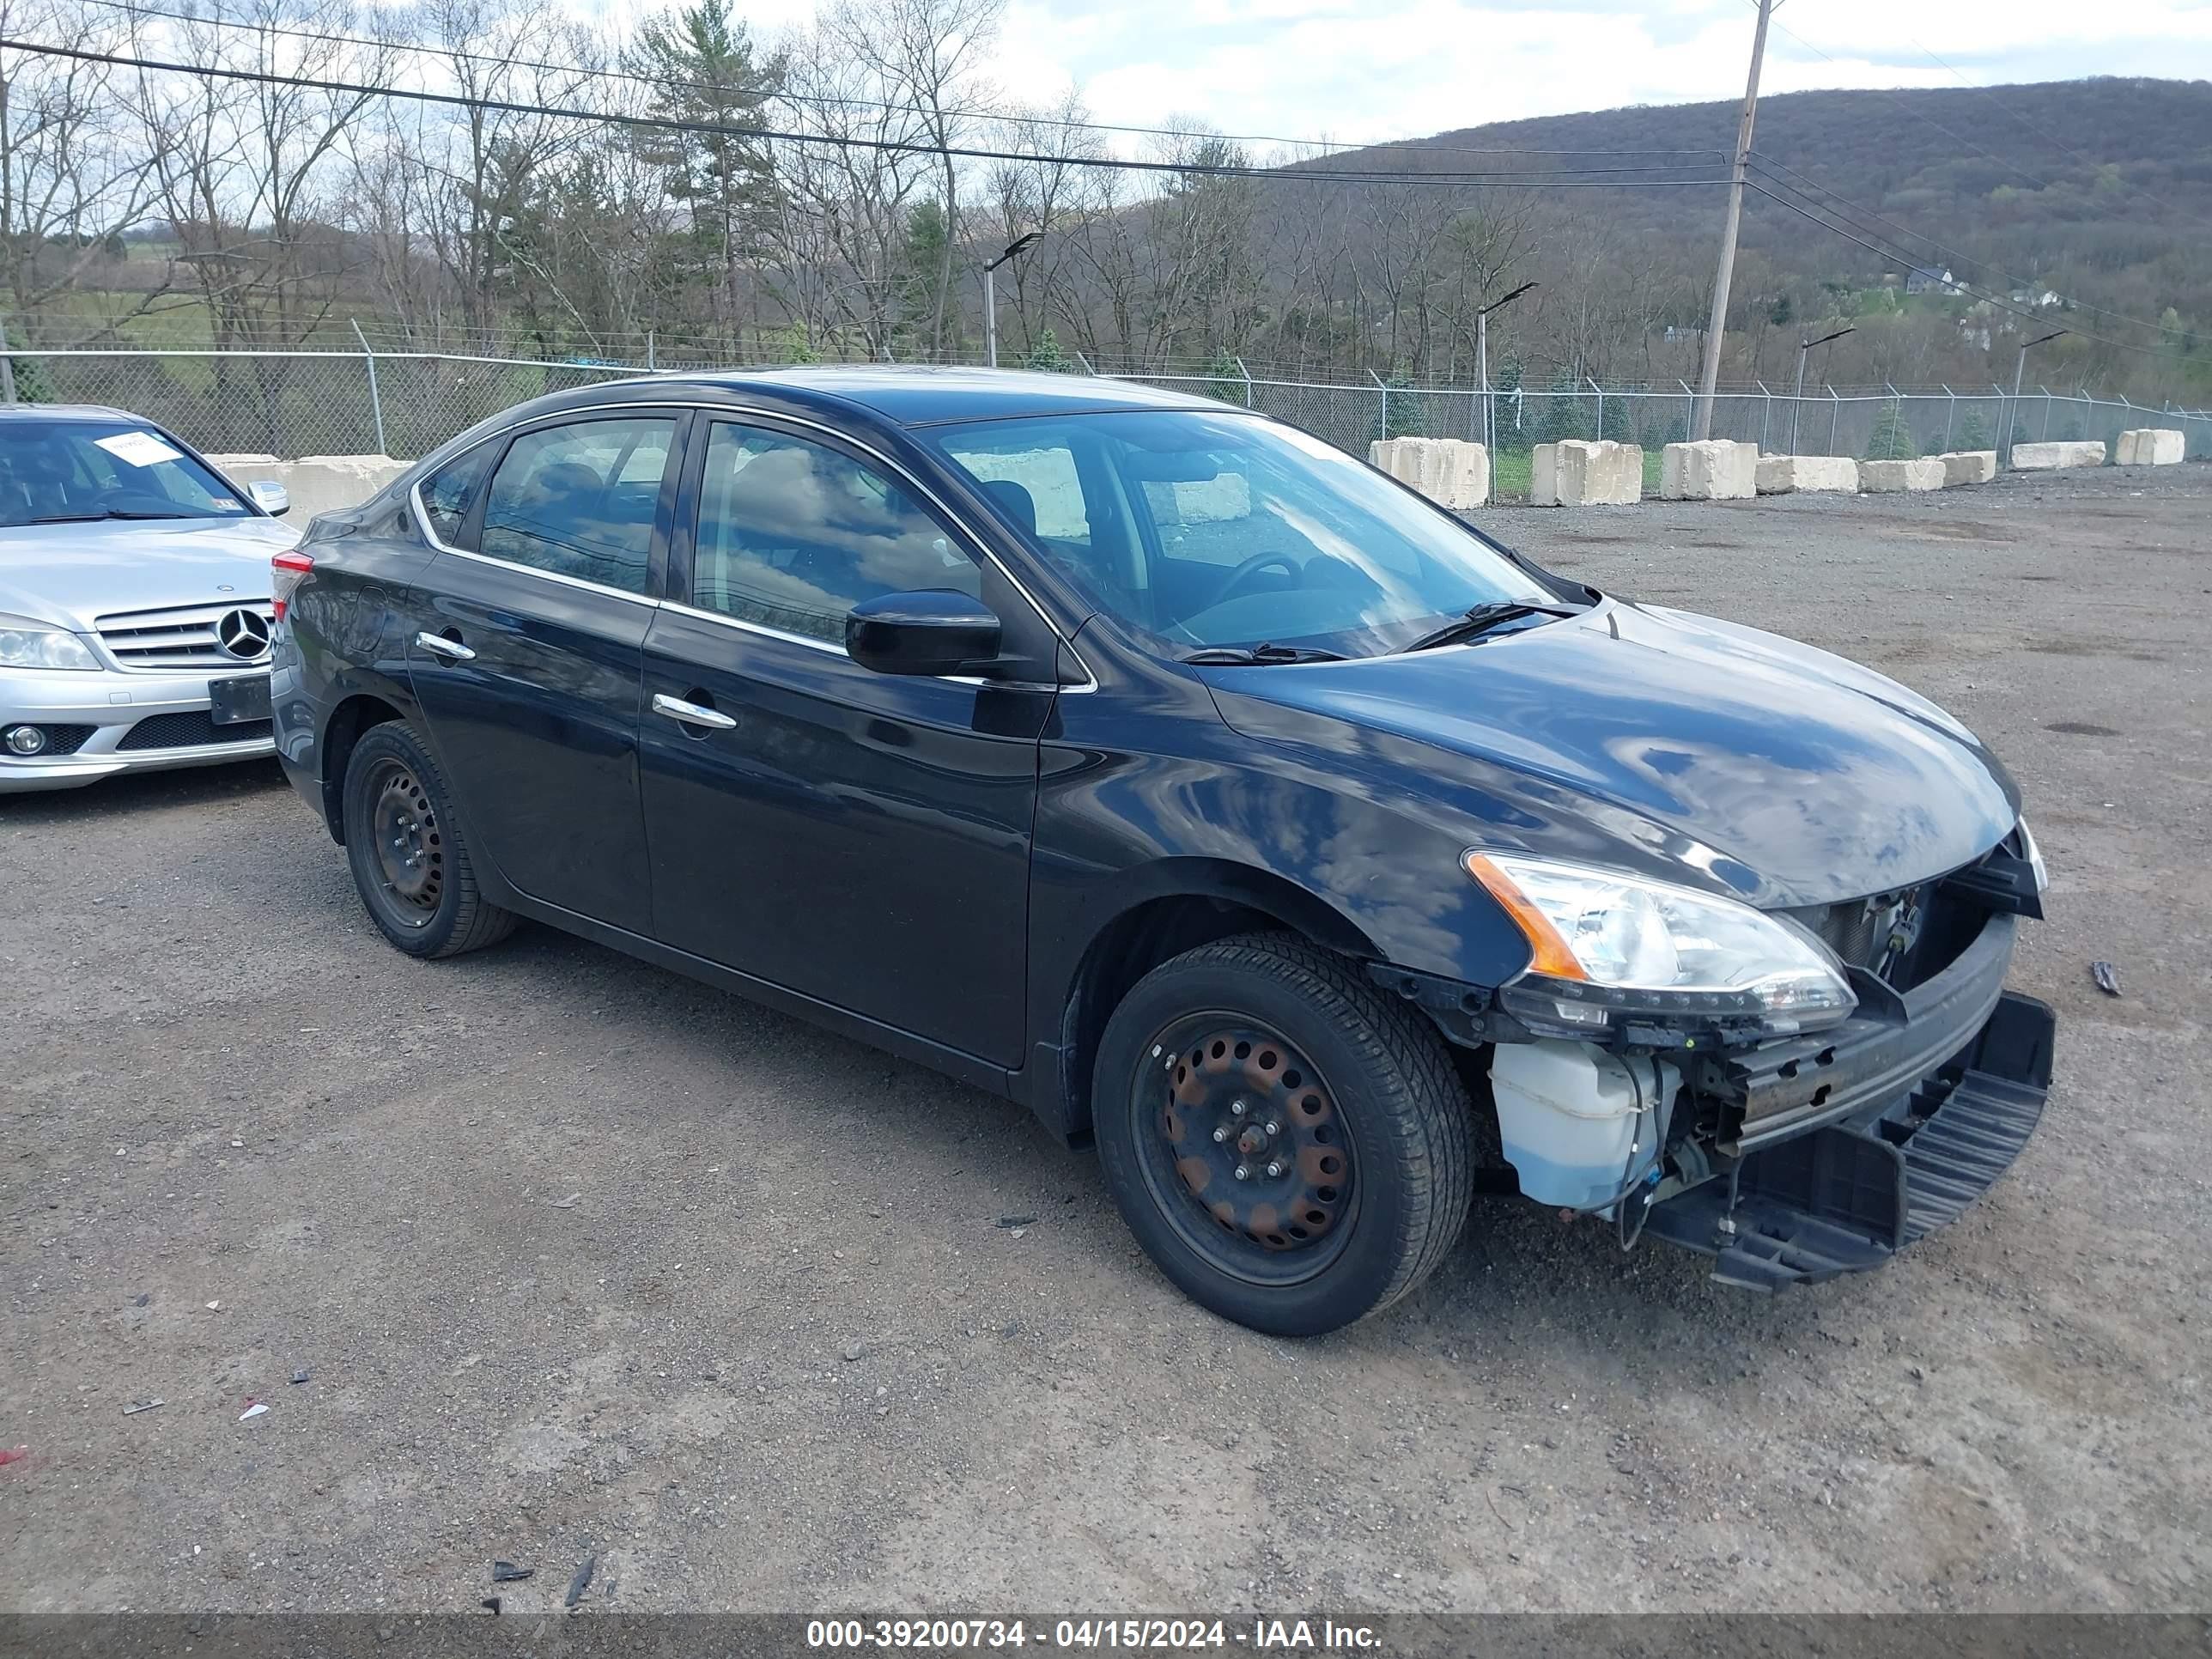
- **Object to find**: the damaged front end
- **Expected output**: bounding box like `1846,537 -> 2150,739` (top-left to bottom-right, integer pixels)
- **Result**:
1373,823 -> 2057,1291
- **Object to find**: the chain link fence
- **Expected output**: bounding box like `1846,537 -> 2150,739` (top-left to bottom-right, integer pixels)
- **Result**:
9,347 -> 2209,499
1120,371 -> 2212,497
4,349 -> 650,459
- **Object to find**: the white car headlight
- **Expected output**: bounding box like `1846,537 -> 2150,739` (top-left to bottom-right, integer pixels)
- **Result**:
0,613 -> 100,672
1465,851 -> 1857,1042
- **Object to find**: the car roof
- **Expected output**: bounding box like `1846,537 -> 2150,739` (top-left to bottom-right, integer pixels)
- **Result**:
636,366 -> 1229,428
0,403 -> 144,423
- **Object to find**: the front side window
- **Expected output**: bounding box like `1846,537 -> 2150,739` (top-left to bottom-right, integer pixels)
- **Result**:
0,420 -> 252,528
477,416 -> 676,594
690,422 -> 979,644
927,410 -> 1552,659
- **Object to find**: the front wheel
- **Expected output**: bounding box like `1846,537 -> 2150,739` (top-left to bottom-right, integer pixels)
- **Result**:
1092,933 -> 1474,1335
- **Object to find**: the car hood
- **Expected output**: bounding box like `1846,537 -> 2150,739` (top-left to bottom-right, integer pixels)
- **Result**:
0,516 -> 299,630
1202,600 -> 2021,908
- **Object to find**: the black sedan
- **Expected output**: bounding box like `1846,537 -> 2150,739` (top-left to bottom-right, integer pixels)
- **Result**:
270,368 -> 2054,1334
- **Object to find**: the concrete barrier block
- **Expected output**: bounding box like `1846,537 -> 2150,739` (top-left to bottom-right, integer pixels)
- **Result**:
1659,439 -> 1757,500
205,453 -> 280,476
2011,441 -> 2106,471
2117,428 -> 2184,466
1430,439 -> 1491,509
1934,451 -> 1997,486
1370,436 -> 1488,507
1532,440 -> 1641,507
282,455 -> 409,520
1170,471 -> 1252,523
1859,458 -> 1946,493
1754,454 -> 1858,495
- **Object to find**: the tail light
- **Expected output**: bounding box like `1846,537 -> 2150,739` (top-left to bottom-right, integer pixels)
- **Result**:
271,549 -> 314,623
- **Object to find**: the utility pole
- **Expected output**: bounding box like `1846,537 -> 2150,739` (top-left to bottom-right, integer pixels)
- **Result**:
1691,0 -> 1773,441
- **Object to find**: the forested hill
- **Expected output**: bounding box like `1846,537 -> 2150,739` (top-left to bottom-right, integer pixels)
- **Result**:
1322,77 -> 2212,330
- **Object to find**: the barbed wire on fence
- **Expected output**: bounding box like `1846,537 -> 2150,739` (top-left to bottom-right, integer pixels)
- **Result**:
6,346 -> 2207,495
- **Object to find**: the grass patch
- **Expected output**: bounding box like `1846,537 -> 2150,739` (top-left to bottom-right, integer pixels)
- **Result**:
1487,444 -> 1664,504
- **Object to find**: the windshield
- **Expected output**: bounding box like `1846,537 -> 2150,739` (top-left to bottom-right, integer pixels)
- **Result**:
926,409 -> 1553,659
0,420 -> 252,529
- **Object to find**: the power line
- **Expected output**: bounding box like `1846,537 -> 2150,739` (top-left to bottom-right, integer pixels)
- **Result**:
77,0 -> 1729,166
0,34 -> 1736,190
1744,154 -> 2185,343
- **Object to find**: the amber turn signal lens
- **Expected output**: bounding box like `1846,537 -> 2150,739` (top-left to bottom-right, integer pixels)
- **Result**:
1463,852 -> 1589,981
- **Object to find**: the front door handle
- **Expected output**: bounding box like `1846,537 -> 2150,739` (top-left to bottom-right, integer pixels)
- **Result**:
652,692 -> 737,732
416,631 -> 475,661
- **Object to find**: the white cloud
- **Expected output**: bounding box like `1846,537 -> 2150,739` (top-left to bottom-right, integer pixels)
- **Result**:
986,0 -> 2212,149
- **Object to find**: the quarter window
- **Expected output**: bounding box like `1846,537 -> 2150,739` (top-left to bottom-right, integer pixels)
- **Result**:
477,416 -> 677,594
416,444 -> 493,546
690,423 -> 979,644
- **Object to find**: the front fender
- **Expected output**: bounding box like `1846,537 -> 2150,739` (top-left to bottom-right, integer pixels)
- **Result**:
1027,681 -> 1541,1062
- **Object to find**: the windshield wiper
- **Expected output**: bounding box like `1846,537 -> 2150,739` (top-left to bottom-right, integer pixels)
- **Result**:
1178,642 -> 1350,665
1397,601 -> 1577,654
28,507 -> 192,524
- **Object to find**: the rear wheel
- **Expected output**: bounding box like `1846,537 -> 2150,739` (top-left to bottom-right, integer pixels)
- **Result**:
1092,933 -> 1474,1335
340,721 -> 517,958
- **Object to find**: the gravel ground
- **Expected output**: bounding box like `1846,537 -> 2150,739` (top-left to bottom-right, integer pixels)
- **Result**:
2,465 -> 2208,1618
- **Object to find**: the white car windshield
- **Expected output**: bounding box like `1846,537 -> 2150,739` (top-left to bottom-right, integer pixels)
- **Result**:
927,409 -> 1555,659
0,420 -> 252,528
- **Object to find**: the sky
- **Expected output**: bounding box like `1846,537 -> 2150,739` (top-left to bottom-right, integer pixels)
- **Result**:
697,0 -> 2212,151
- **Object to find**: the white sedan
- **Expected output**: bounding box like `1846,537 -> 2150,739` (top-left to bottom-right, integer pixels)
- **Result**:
1,404 -> 298,793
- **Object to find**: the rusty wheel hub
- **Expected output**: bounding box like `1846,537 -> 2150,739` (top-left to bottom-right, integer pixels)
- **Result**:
1155,1024 -> 1350,1254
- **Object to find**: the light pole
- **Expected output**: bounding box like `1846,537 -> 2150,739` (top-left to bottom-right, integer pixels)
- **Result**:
2008,329 -> 2066,463
1475,281 -> 1535,451
983,231 -> 1043,369
1789,326 -> 1854,455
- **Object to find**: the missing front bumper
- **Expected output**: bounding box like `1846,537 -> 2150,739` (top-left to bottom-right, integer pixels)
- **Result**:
1638,991 -> 2056,1290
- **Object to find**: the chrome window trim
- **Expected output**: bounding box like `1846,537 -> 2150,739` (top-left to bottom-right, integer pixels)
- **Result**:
657,600 -> 1090,694
659,599 -> 842,656
434,541 -> 661,607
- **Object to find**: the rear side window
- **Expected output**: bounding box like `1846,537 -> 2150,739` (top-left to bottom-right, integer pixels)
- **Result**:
690,422 -> 979,643
477,416 -> 677,594
416,445 -> 492,546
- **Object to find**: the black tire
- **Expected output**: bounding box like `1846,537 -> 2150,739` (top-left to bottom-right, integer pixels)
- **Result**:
340,720 -> 518,958
1092,933 -> 1474,1336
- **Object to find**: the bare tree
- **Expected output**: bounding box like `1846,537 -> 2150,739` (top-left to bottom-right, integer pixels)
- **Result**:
821,0 -> 1000,358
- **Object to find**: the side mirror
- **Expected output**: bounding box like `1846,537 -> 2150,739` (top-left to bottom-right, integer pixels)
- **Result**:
845,589 -> 1002,677
247,479 -> 290,517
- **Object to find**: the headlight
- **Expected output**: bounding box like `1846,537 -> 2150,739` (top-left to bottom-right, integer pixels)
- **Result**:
1465,851 -> 1857,1042
0,613 -> 100,672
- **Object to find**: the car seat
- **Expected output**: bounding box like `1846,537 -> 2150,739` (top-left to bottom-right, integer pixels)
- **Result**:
980,478 -> 1038,540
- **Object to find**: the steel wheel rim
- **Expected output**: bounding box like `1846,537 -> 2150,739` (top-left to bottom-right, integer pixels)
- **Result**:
365,757 -> 443,925
1130,1012 -> 1358,1288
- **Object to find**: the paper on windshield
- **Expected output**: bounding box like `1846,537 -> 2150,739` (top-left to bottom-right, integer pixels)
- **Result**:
94,431 -> 184,469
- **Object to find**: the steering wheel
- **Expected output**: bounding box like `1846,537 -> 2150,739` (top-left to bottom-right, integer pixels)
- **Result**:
1209,551 -> 1302,608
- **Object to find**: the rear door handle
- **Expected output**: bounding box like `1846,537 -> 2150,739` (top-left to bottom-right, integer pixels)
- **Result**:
416,631 -> 475,661
652,692 -> 737,731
